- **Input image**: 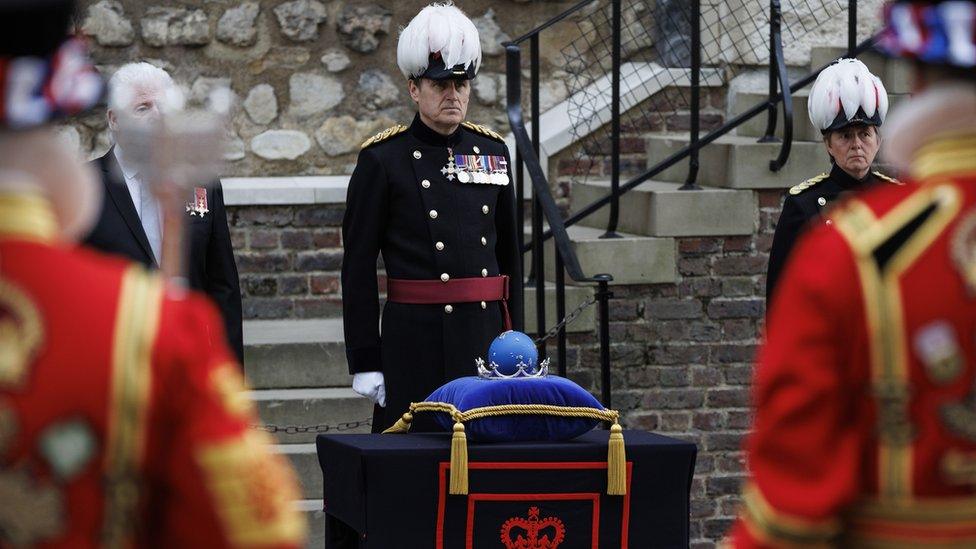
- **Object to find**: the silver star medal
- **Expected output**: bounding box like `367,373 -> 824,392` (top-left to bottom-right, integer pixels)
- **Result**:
441,148 -> 458,181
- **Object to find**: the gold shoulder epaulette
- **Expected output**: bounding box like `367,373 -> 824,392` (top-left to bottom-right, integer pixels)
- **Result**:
461,121 -> 505,142
873,170 -> 903,185
789,173 -> 829,195
361,124 -> 407,149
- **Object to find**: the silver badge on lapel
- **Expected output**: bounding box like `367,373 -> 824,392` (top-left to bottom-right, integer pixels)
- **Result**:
914,320 -> 963,384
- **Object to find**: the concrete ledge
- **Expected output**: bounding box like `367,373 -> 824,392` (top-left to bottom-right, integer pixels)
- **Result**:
296,500 -> 325,549
273,444 -> 321,500
574,179 -> 755,237
732,88 -> 817,142
533,225 -> 677,285
645,133 -> 826,189
222,176 -> 349,206
243,318 -> 344,345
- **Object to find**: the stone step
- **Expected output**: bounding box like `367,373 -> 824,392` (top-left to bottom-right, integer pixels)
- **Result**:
572,179 -> 755,237
645,132 -> 825,189
249,387 -> 373,443
296,499 -> 325,549
244,318 -> 348,390
731,86 -> 818,142
526,225 -> 677,285
808,46 -> 912,95
274,443 -> 321,501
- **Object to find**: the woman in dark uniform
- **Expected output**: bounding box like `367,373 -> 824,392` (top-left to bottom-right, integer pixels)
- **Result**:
766,58 -> 900,304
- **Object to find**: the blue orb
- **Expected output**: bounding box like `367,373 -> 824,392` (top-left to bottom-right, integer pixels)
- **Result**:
487,330 -> 539,375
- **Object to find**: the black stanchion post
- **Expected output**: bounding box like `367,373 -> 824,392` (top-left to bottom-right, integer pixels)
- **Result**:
681,0 -> 702,190
528,35 -> 546,358
597,275 -> 613,410
507,43 -> 527,331
768,0 -> 794,171
603,0 -> 622,238
555,250 -> 567,377
759,0 -> 780,143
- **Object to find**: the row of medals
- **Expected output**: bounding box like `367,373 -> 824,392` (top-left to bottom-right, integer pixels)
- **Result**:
457,169 -> 509,185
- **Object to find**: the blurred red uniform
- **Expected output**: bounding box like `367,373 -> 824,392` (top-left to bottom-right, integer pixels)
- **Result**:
0,191 -> 305,548
731,133 -> 976,546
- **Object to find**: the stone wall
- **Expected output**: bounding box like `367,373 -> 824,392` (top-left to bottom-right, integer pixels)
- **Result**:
229,203 -> 347,319
72,0 -> 585,173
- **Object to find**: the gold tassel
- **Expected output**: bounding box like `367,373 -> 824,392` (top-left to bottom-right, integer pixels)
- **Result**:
449,421 -> 469,495
382,412 -> 413,434
607,422 -> 627,495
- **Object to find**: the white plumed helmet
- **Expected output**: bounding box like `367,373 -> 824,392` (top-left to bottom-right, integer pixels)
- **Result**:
397,3 -> 482,81
807,58 -> 889,134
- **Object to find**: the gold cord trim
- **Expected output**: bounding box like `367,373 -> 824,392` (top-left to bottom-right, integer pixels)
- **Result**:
0,192 -> 57,242
102,267 -> 162,547
384,402 -> 624,496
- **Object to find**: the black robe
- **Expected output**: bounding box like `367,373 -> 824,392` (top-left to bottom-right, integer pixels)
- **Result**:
342,115 -> 523,432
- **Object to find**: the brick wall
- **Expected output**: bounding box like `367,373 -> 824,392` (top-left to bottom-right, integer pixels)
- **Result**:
555,189 -> 783,547
229,187 -> 787,546
229,204 -> 347,319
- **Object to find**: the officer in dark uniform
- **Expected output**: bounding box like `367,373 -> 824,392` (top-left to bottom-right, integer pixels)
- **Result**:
766,59 -> 900,304
342,3 -> 522,432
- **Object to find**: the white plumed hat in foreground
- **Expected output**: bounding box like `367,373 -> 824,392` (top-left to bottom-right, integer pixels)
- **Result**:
807,58 -> 889,134
397,3 -> 482,81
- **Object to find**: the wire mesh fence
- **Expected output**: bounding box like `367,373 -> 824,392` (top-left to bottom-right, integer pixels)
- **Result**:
556,0 -> 849,187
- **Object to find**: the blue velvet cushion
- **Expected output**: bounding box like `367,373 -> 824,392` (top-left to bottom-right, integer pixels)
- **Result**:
424,375 -> 604,442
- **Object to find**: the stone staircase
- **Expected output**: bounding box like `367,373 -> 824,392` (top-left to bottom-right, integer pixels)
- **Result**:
567,46 -> 911,241
230,45 -> 911,547
243,318 -> 357,547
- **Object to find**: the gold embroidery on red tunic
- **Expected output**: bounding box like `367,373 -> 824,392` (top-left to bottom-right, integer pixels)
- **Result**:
195,430 -> 305,545
0,278 -> 44,388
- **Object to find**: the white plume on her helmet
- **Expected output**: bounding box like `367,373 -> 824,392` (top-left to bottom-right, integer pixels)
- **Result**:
807,58 -> 888,132
396,3 -> 482,80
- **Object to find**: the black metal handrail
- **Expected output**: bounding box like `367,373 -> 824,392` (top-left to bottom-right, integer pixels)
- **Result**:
760,0 -> 795,172
507,0 -> 870,410
523,22 -> 877,251
505,41 -> 615,408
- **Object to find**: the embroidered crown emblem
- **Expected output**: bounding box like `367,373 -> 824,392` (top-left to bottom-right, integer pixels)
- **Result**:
500,506 -> 566,549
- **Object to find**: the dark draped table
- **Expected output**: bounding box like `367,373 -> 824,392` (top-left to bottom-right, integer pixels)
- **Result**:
317,430 -> 696,548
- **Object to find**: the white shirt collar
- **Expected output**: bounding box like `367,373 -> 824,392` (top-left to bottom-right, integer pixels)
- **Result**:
113,144 -> 140,181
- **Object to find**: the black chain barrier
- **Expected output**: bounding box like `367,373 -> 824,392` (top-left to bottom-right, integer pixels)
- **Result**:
253,418 -> 372,434
533,294 -> 598,346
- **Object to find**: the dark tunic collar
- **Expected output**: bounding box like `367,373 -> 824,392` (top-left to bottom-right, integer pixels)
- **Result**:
830,163 -> 873,190
409,113 -> 462,147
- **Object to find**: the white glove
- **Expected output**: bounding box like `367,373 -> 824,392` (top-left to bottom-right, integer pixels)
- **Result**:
352,371 -> 386,408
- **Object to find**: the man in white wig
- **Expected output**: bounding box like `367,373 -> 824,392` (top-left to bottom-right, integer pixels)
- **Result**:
84,62 -> 243,363
341,3 -> 522,431
765,58 -> 900,303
